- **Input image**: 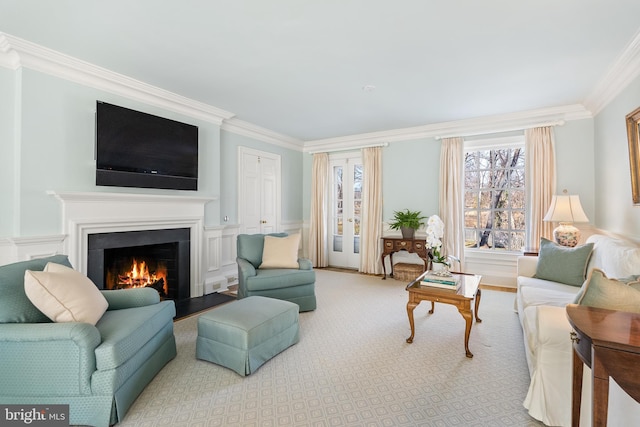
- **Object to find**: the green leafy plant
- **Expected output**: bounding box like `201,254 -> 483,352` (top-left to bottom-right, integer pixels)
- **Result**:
388,209 -> 427,231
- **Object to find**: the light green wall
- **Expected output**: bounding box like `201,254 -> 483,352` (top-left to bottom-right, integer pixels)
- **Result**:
593,73 -> 640,237
220,131 -> 303,224
382,138 -> 441,220
3,67 -> 223,237
554,119 -> 595,222
0,67 -> 17,237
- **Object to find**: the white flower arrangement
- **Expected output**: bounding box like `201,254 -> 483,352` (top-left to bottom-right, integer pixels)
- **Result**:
425,214 -> 447,265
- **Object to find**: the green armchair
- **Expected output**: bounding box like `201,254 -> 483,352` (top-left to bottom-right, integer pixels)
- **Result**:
236,233 -> 316,312
0,255 -> 177,427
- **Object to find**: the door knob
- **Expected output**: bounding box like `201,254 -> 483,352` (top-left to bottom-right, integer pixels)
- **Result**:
261,220 -> 267,224
348,218 -> 353,222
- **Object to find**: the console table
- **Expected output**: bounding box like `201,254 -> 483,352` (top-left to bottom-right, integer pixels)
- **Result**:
566,304 -> 640,426
380,237 -> 429,279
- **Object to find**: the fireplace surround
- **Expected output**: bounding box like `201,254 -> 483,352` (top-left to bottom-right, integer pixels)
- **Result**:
49,191 -> 213,299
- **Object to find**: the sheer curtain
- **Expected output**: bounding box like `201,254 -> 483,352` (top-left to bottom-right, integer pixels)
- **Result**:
308,153 -> 329,267
525,127 -> 556,251
359,147 -> 383,274
439,137 -> 466,269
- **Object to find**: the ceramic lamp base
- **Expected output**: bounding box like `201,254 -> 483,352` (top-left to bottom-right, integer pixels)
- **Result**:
553,223 -> 580,247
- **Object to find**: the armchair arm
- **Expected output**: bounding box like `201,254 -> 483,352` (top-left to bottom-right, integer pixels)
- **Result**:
298,258 -> 313,270
237,257 -> 257,279
100,287 -> 160,310
0,322 -> 100,396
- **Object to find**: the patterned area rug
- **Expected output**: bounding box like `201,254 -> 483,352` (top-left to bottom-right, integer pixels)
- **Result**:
119,269 -> 544,426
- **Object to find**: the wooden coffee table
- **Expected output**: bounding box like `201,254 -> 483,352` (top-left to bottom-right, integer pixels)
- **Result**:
405,271 -> 482,358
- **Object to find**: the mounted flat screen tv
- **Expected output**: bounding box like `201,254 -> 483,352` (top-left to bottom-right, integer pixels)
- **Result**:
96,101 -> 199,191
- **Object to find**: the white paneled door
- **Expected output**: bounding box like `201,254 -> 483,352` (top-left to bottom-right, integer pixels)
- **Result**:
238,147 -> 280,234
328,153 -> 362,269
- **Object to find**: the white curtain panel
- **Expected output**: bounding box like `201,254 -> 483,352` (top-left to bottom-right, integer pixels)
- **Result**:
525,127 -> 556,251
360,147 -> 383,274
308,152 -> 329,267
439,137 -> 466,269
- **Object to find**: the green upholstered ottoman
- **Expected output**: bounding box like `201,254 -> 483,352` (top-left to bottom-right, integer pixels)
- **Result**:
196,296 -> 299,376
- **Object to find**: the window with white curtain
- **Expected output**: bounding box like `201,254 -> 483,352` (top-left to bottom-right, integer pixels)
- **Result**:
464,136 -> 525,252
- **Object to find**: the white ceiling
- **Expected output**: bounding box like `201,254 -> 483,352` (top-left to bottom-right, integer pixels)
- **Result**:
2,0 -> 640,142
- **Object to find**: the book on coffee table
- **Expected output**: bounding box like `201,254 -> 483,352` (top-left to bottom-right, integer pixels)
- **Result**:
421,273 -> 461,290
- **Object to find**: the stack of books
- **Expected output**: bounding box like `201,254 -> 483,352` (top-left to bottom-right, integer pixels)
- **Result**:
421,272 -> 461,290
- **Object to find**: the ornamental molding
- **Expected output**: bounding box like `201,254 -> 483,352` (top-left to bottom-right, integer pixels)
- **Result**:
0,32 -> 235,126
584,28 -> 640,115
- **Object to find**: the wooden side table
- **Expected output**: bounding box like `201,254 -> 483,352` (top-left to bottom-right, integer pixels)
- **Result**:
566,304 -> 640,427
380,236 -> 429,279
406,271 -> 482,358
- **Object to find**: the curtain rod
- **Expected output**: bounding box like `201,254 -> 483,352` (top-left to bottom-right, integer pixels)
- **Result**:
307,142 -> 389,155
434,120 -> 565,140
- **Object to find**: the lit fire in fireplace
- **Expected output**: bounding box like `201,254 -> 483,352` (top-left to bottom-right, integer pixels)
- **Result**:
106,259 -> 168,297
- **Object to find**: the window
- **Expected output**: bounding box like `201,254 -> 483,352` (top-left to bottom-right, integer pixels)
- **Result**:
464,138 -> 525,251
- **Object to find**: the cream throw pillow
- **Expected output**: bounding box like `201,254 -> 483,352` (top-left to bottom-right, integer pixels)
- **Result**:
259,234 -> 301,269
24,262 -> 108,325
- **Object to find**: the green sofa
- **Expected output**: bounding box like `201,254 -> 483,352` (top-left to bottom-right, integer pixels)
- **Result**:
237,233 -> 316,312
0,255 -> 177,427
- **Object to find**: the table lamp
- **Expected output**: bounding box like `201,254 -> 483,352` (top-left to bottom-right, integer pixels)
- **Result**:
543,191 -> 589,247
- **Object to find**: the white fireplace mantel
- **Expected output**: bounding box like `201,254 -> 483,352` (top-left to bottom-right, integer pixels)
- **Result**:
48,191 -> 217,298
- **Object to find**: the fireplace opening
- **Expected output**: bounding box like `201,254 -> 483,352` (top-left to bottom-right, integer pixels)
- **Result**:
87,228 -> 190,301
104,243 -> 175,298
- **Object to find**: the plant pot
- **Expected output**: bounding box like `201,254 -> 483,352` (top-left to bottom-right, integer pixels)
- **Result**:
400,226 -> 415,239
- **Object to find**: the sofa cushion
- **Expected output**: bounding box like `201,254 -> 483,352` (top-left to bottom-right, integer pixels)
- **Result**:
260,233 -> 300,269
534,238 -> 594,287
24,262 -> 108,325
574,268 -> 640,313
0,255 -> 73,323
94,300 -> 175,371
246,269 -> 316,292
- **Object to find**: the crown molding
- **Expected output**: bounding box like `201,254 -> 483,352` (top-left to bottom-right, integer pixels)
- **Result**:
303,104 -> 592,152
584,28 -> 640,115
221,118 -> 304,151
0,32 -> 236,125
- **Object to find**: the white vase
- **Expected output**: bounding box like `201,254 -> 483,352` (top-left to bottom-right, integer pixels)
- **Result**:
432,262 -> 447,272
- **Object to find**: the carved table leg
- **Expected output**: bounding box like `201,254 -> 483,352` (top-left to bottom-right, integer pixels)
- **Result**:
458,304 -> 474,358
381,254 -> 387,279
474,288 -> 483,323
406,301 -> 418,343
428,301 -> 435,315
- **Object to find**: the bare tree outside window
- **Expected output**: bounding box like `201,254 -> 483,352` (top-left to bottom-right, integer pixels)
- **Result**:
464,147 -> 525,251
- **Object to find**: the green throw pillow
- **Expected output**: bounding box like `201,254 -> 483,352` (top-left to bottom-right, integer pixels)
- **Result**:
573,268 -> 640,314
534,237 -> 594,287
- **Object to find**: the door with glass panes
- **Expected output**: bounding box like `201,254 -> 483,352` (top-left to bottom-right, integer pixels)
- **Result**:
328,153 -> 362,269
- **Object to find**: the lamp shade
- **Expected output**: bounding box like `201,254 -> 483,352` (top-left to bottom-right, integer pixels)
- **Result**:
543,195 -> 589,223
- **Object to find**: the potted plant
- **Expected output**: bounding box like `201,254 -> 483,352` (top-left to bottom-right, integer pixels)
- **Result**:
425,214 -> 448,269
389,209 -> 427,239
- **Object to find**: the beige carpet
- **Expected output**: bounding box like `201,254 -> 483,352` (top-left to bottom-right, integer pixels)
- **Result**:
118,270 -> 544,426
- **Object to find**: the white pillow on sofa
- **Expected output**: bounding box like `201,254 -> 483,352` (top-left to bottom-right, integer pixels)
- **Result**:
24,262 -> 108,325
259,234 -> 301,269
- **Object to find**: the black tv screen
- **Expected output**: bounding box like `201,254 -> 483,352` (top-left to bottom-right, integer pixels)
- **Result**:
96,101 -> 198,191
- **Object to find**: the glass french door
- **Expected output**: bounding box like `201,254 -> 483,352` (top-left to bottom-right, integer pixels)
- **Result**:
328,153 -> 362,269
